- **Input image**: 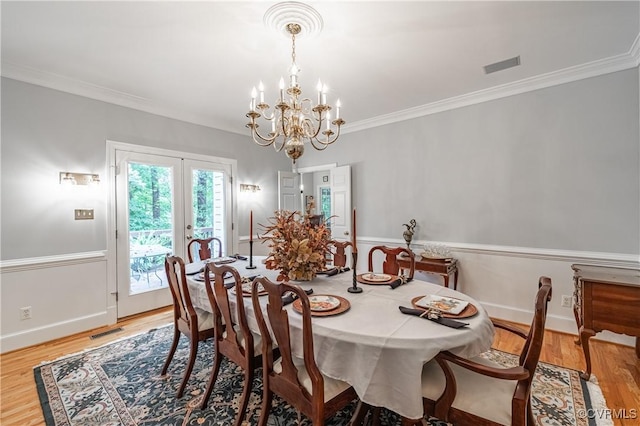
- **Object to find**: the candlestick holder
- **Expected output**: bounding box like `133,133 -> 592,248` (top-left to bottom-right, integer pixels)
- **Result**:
347,250 -> 362,293
246,240 -> 257,269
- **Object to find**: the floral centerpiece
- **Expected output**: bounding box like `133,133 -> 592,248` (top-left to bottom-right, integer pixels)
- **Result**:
260,210 -> 331,282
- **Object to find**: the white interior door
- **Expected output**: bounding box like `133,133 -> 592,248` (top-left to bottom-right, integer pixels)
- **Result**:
278,171 -> 301,212
114,151 -> 234,318
330,165 -> 352,241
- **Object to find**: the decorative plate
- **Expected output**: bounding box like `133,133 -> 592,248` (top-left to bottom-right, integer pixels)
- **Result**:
292,295 -> 351,317
361,273 -> 392,283
308,295 -> 341,312
415,295 -> 468,315
410,296 -> 478,319
231,282 -> 266,297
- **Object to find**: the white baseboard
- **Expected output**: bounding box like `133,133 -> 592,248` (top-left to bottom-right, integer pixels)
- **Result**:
1,312 -> 108,354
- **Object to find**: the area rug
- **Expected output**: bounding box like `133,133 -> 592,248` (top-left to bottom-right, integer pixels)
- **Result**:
34,325 -> 611,426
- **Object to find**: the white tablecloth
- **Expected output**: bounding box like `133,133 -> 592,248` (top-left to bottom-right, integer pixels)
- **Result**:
186,257 -> 494,420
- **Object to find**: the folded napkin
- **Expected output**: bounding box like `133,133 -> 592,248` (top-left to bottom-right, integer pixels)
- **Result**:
389,276 -> 412,289
398,306 -> 468,328
318,266 -> 351,277
185,263 -> 205,275
282,288 -> 314,306
231,254 -> 248,260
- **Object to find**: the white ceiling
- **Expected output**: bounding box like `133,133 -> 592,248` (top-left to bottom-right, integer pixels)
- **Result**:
2,1 -> 639,135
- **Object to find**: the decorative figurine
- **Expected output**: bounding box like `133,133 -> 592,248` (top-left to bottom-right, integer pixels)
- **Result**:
402,219 -> 417,252
306,195 -> 316,216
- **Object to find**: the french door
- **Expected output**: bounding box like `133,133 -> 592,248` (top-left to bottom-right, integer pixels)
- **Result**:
114,149 -> 233,318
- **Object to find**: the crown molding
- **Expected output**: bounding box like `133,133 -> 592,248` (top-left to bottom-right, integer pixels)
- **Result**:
3,33 -> 639,138
343,41 -> 640,134
0,62 -> 242,135
630,33 -> 640,67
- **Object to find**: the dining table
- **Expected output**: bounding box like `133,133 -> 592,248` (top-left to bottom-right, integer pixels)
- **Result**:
185,256 -> 495,421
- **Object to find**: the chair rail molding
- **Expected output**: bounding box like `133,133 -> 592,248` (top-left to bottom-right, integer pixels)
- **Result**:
0,250 -> 107,273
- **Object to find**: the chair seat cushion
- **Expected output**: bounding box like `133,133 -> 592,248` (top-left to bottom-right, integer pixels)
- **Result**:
224,325 -> 263,353
195,307 -> 215,331
422,355 -> 517,425
273,356 -> 352,402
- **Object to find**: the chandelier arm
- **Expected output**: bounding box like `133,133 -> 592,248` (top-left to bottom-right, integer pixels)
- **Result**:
309,122 -> 342,149
249,127 -> 278,147
272,135 -> 287,153
309,138 -> 330,150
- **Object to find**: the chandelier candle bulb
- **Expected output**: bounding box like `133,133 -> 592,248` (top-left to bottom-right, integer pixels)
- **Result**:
258,81 -> 264,103
251,87 -> 257,111
322,84 -> 328,104
336,99 -> 341,119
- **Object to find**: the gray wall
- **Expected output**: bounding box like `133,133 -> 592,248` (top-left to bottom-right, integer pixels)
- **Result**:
0,77 -> 290,260
3,68 -> 639,261
299,69 -> 640,255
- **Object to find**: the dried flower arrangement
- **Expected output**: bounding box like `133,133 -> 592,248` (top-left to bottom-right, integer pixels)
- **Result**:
260,210 -> 331,281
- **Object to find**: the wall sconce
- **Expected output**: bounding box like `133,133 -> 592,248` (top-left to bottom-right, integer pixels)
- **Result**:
59,172 -> 100,186
240,183 -> 261,193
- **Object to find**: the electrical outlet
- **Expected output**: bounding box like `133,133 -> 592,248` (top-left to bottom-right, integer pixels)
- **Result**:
20,306 -> 32,320
561,295 -> 572,308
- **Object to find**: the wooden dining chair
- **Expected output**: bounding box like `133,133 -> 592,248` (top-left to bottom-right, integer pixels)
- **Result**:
199,263 -> 264,424
328,240 -> 354,269
187,237 -> 223,262
422,276 -> 553,426
368,245 -> 415,281
161,255 -> 215,398
251,277 -> 358,426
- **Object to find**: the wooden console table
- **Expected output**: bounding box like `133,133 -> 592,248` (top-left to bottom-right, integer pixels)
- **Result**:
398,255 -> 458,290
571,263 -> 640,380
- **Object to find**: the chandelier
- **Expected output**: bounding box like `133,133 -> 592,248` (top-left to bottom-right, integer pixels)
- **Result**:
245,7 -> 344,164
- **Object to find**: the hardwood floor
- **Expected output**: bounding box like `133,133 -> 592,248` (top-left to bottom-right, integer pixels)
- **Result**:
1,309 -> 638,425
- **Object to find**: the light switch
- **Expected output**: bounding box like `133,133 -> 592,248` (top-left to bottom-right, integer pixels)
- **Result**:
75,209 -> 94,220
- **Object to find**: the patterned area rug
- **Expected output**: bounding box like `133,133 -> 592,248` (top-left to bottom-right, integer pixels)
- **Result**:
34,325 -> 611,426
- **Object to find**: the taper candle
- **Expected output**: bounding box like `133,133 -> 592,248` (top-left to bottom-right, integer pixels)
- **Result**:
250,210 -> 253,242
352,208 -> 357,247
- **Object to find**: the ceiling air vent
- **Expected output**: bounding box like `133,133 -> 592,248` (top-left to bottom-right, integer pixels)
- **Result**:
484,56 -> 521,74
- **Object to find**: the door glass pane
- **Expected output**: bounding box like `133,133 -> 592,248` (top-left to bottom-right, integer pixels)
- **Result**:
320,186 -> 331,232
192,169 -> 226,255
128,162 -> 173,294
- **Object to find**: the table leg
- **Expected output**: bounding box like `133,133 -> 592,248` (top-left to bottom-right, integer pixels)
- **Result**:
572,297 -> 582,345
635,337 -> 639,359
349,401 -> 371,425
579,326 -> 596,380
443,275 -> 449,289
452,269 -> 458,291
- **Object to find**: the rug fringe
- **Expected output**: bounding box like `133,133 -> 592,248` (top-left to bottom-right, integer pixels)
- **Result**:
586,375 -> 614,426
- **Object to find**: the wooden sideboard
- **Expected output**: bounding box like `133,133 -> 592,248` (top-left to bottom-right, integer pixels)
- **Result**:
571,264 -> 640,380
398,255 -> 458,290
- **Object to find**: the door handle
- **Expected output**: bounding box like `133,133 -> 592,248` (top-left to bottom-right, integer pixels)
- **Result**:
186,224 -> 192,230
344,231 -> 350,235
186,235 -> 193,240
